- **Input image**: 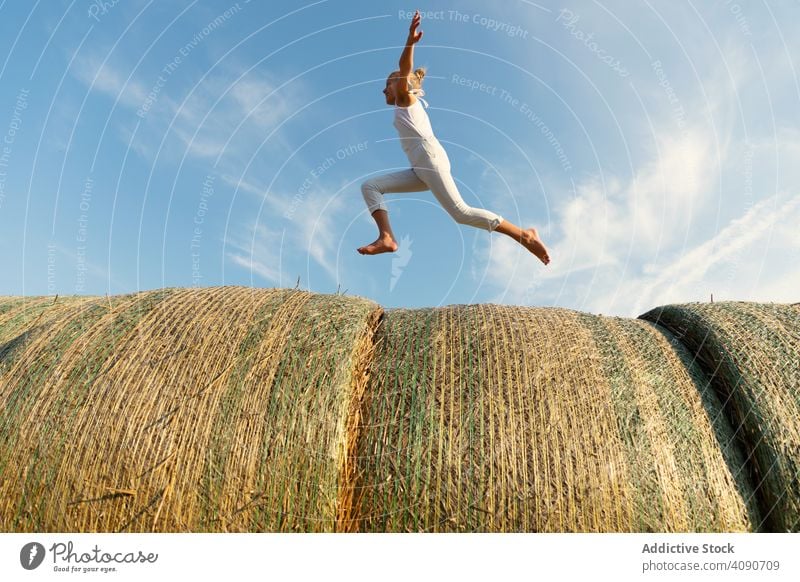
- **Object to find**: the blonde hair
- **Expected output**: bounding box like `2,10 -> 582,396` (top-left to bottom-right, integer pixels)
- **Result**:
390,67 -> 427,91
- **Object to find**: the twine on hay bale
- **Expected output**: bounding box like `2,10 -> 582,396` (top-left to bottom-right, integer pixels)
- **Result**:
4,288 -> 791,533
0,295 -> 90,367
0,287 -> 381,533
352,304 -> 760,532
640,301 -> 800,532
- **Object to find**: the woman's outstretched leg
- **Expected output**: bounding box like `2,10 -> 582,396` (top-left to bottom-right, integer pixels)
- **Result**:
411,162 -> 551,265
358,169 -> 427,255
494,220 -> 551,265
358,209 -> 398,255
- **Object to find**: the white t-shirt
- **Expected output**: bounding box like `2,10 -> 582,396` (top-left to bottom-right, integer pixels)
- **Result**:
393,96 -> 438,159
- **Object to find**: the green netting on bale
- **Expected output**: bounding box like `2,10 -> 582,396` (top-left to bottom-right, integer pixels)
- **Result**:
0,290 -> 177,530
0,287 -> 381,533
3,288 -> 786,534
353,304 -> 759,532
640,301 -> 800,532
0,296 -> 91,365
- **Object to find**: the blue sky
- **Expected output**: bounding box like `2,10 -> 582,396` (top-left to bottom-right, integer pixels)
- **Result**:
0,0 -> 797,316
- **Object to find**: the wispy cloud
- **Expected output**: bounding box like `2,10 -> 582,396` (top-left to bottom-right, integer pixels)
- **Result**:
225,222 -> 288,285
69,53 -> 300,165
551,128 -> 714,277
70,53 -> 150,110
161,69 -> 297,161
224,184 -> 351,286
219,173 -> 267,197
476,125 -> 717,307
471,2 -> 800,314
476,188 -> 800,316
298,189 -> 347,280
590,192 -> 800,316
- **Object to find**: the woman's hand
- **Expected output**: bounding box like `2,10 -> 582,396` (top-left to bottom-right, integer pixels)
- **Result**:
397,9 -> 422,100
407,10 -> 423,45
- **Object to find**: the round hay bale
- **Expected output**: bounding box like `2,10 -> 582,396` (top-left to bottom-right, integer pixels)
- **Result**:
640,301 -> 800,532
352,304 -> 760,532
2,288 -> 773,533
0,287 -> 381,532
0,296 -> 92,352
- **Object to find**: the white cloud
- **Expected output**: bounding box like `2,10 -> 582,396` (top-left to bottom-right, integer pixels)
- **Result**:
551,128 -> 714,278
589,192 -> 800,316
228,77 -> 291,129
298,190 -> 347,280
475,100 -> 800,314
162,71 -> 296,160
70,54 -> 299,164
476,125 -> 718,307
71,53 -> 149,110
225,222 -> 288,284
219,174 -> 267,197
476,191 -> 800,315
472,2 -> 800,314
224,184 -> 350,286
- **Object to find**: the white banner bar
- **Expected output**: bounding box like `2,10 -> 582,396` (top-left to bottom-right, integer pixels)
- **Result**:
2,533 -> 797,581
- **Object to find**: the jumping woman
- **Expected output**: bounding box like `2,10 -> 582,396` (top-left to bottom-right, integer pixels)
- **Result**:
357,10 -> 551,265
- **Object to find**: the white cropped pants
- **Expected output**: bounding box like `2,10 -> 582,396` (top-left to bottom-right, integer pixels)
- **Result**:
361,139 -> 503,232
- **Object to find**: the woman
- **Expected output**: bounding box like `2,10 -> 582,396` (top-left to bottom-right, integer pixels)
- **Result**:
358,10 -> 550,265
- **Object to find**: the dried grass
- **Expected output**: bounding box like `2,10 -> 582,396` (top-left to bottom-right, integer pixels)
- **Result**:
2,289 -> 795,532
640,301 -> 800,532
0,287 -> 380,532
353,305 -> 760,532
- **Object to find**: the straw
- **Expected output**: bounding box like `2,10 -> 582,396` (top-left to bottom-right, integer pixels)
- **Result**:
353,304 -> 759,532
640,301 -> 800,532
3,289 -> 794,532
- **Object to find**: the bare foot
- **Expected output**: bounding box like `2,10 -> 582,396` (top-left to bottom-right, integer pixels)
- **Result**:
357,236 -> 398,255
521,228 -> 550,265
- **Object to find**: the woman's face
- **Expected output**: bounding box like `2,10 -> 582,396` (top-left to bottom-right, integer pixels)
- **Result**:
383,73 -> 402,105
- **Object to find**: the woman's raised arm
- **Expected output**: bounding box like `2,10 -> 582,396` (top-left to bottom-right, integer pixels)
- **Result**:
398,10 -> 423,76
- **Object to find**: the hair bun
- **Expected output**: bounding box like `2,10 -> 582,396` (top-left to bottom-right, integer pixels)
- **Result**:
414,67 -> 426,80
